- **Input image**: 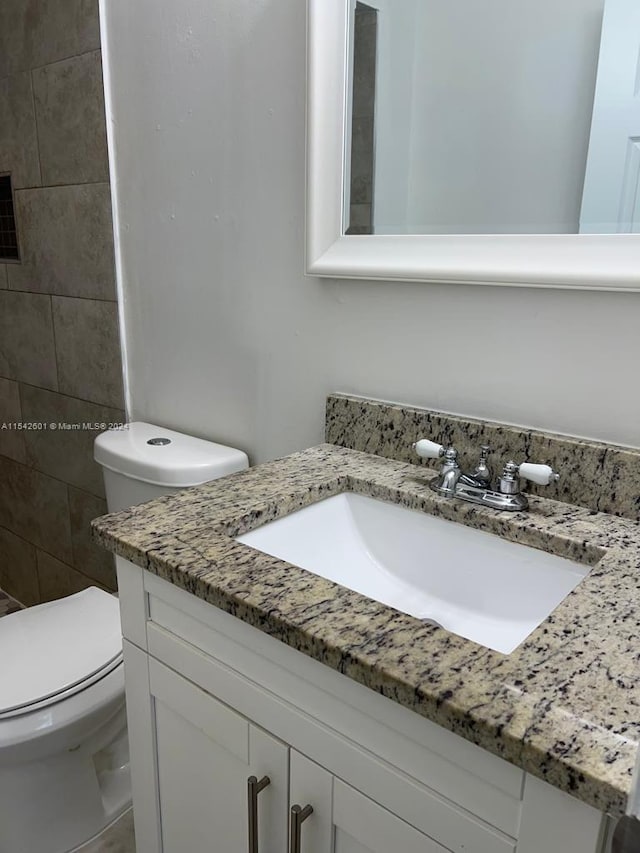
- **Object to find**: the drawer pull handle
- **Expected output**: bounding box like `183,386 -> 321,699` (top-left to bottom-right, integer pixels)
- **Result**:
247,775 -> 270,853
289,803 -> 313,853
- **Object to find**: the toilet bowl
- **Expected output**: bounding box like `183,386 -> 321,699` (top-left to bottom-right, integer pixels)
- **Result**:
0,423 -> 248,852
0,589 -> 128,853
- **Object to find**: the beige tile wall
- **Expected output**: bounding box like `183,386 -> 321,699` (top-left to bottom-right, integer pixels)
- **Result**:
0,0 -> 122,603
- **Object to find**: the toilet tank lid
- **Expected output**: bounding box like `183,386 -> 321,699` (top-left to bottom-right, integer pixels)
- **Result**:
94,422 -> 249,487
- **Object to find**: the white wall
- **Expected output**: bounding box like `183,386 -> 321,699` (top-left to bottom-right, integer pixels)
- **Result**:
102,0 -> 640,464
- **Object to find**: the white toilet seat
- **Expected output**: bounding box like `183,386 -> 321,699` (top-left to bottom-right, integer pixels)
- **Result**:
0,652 -> 123,720
0,656 -> 126,758
0,587 -> 126,762
0,588 -> 123,718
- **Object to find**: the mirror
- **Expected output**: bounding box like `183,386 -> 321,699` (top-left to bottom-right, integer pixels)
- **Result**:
306,0 -> 640,290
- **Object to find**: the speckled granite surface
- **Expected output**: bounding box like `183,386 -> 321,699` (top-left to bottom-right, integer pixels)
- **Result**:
326,394 -> 640,520
93,442 -> 640,817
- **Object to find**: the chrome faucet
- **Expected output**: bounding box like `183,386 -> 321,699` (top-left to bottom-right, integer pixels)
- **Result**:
412,439 -> 559,511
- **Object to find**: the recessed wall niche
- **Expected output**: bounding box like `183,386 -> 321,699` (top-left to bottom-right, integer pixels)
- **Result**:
0,175 -> 19,261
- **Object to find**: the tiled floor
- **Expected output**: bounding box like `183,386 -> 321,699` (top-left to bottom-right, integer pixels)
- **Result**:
76,810 -> 136,853
0,588 -> 24,616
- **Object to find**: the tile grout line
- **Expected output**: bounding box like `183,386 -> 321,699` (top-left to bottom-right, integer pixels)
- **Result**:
6,289 -> 118,304
13,179 -> 111,192
0,448 -> 107,500
0,46 -> 102,83
1,371 -> 124,412
28,67 -> 44,189
0,363 -> 125,413
49,294 -> 61,394
24,47 -> 103,77
0,519 -> 113,595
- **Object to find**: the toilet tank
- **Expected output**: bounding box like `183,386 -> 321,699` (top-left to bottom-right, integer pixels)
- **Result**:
94,423 -> 249,513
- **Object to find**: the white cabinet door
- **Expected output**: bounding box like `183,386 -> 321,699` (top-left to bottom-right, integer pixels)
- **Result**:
150,658 -> 288,853
289,751 -> 452,853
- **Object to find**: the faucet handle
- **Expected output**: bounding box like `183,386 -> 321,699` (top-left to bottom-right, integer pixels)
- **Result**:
499,460 -> 559,494
413,439 -> 445,460
518,462 -> 560,486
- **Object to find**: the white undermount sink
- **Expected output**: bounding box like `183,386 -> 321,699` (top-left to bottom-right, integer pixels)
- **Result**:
236,492 -> 590,654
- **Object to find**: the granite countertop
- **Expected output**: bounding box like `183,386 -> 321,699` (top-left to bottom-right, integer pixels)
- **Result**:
92,443 -> 640,817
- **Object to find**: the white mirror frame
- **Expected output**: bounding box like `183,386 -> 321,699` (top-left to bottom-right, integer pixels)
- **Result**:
305,0 -> 640,291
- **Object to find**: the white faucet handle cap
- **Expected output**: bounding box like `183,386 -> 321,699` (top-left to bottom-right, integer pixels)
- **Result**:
413,439 -> 444,460
518,462 -> 559,486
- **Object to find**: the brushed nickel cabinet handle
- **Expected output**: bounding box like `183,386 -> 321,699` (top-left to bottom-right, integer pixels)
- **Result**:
289,803 -> 313,853
247,775 -> 270,853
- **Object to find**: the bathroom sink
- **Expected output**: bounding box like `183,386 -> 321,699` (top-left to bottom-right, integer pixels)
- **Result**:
236,492 -> 590,654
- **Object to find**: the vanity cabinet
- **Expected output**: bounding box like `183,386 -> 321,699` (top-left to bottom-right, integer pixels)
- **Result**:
117,559 -> 613,853
137,654 -> 446,853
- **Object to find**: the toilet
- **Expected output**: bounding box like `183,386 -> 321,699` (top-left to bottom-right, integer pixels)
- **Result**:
0,423 -> 248,853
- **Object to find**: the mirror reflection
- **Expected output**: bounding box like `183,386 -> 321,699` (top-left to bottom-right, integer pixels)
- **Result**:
345,0 -> 640,236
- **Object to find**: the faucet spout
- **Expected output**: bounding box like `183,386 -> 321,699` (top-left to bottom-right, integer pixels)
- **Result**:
429,447 -> 462,497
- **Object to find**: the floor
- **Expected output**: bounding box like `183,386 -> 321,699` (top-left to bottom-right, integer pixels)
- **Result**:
76,811 -> 136,853
613,816 -> 640,852
0,588 -> 24,617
